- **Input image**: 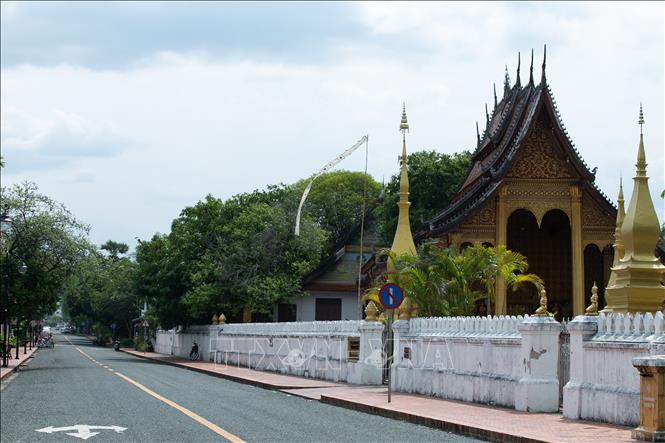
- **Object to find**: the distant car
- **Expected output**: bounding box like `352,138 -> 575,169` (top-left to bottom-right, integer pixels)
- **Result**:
61,327 -> 71,334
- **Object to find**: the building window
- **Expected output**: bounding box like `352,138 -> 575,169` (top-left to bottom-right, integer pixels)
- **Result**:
315,298 -> 342,321
277,303 -> 297,322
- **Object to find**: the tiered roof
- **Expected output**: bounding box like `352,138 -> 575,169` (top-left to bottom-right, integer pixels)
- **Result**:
420,47 -> 616,239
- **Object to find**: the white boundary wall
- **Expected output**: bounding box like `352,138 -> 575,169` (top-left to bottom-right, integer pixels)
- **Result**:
392,315 -> 562,412
563,312 -> 665,426
155,321 -> 384,385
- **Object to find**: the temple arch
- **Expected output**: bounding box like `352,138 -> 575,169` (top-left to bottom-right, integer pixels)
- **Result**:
507,208 -> 572,318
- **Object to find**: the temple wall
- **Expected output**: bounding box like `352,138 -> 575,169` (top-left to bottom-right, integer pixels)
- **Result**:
156,321 -> 384,385
391,315 -> 562,412
563,312 -> 665,426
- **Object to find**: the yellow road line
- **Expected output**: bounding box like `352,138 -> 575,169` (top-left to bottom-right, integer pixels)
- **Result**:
114,371 -> 245,443
65,335 -> 244,443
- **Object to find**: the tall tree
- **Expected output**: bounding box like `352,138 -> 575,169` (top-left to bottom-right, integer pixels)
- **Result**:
376,150 -> 471,242
1,182 -> 90,325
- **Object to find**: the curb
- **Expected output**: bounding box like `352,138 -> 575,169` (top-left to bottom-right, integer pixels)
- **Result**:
319,394 -> 549,443
0,348 -> 38,381
120,349 -> 314,391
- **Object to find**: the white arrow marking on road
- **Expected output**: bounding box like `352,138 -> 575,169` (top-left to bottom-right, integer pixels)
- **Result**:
36,425 -> 127,440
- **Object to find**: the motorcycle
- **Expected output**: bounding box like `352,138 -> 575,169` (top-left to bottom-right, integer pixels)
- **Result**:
113,340 -> 120,351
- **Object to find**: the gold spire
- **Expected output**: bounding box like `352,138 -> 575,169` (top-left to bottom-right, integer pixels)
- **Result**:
603,105 -> 665,313
604,178 -> 626,296
389,103 -> 417,271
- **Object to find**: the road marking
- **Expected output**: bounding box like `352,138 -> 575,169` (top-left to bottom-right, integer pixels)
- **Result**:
64,335 -> 245,443
113,371 -> 245,443
36,425 -> 126,440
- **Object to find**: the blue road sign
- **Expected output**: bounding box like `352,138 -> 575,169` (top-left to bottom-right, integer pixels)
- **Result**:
378,283 -> 404,310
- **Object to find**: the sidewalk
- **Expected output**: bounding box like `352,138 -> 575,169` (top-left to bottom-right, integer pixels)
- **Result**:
121,349 -> 633,443
0,345 -> 38,381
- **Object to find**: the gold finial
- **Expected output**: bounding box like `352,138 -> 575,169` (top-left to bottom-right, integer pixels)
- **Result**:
534,288 -> 549,316
218,313 -> 226,325
398,297 -> 412,320
211,314 -> 219,325
585,282 -> 599,315
364,301 -> 379,322
400,102 -> 409,133
639,102 -> 644,134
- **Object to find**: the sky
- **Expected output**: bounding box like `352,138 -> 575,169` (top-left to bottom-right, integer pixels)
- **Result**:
1,1 -> 663,251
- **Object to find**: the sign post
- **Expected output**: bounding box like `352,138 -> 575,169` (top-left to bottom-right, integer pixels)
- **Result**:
378,283 -> 404,403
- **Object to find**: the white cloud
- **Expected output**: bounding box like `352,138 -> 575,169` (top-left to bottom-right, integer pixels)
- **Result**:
0,2 -> 662,249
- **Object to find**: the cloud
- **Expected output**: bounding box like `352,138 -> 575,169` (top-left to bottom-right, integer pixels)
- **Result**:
0,2 -> 662,250
0,2 -> 381,69
1,106 -> 132,172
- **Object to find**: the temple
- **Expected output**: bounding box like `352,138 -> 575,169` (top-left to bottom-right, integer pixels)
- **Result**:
417,47 -> 618,317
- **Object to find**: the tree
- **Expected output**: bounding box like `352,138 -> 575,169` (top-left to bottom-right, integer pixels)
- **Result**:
100,240 -> 129,260
365,242 -> 542,317
376,150 -> 471,242
1,182 -> 90,328
134,171 -> 381,329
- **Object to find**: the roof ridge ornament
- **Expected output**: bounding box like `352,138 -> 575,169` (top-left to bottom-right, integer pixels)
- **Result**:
529,48 -> 534,85
515,52 -> 521,88
485,103 -> 490,128
541,44 -> 547,85
503,65 -> 511,97
476,121 -> 481,146
493,83 -> 498,109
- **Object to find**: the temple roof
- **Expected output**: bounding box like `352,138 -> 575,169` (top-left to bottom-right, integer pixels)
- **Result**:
421,52 -> 616,238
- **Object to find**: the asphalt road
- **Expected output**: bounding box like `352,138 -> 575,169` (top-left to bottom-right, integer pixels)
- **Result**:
0,334 -> 482,443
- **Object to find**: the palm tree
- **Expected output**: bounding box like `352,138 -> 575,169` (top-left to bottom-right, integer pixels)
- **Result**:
363,242 -> 543,318
470,243 -> 543,314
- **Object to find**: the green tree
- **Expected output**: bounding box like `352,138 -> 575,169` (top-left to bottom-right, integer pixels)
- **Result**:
1,182 -> 90,328
376,150 -> 471,242
365,242 -> 542,317
100,240 -> 129,260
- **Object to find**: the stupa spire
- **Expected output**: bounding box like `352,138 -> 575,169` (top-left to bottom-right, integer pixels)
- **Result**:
389,103 -> 417,268
605,177 -> 626,291
603,104 -> 665,312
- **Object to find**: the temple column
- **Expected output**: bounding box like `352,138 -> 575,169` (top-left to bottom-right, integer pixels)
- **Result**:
495,186 -> 508,315
570,185 -> 584,316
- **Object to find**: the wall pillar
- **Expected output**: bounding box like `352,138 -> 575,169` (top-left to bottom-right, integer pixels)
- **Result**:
571,186 -> 584,316
562,315 -> 598,419
495,186 -> 509,315
358,321 -> 384,385
515,316 -> 562,412
391,319 -> 410,390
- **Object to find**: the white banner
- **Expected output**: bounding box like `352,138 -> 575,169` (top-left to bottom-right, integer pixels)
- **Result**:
294,135 -> 368,236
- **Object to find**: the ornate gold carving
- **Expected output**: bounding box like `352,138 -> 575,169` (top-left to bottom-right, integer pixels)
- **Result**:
534,288 -> 549,316
467,200 -> 496,225
448,232 -> 463,247
507,114 -> 575,179
364,301 -> 379,321
585,282 -> 599,315
582,193 -> 615,228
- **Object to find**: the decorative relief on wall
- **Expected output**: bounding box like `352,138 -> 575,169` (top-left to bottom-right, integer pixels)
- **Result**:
507,113 -> 575,179
582,193 -> 615,228
466,200 -> 496,226
504,181 -> 571,227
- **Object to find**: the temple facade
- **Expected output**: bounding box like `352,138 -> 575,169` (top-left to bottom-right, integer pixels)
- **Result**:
417,48 -> 617,318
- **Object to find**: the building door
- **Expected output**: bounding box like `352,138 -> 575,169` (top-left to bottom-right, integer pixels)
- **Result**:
507,209 -> 572,318
315,298 -> 342,321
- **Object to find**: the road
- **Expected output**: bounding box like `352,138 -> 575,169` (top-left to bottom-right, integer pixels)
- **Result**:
0,334 -> 481,442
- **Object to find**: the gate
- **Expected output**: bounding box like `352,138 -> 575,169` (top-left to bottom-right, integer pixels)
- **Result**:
558,321 -> 570,407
